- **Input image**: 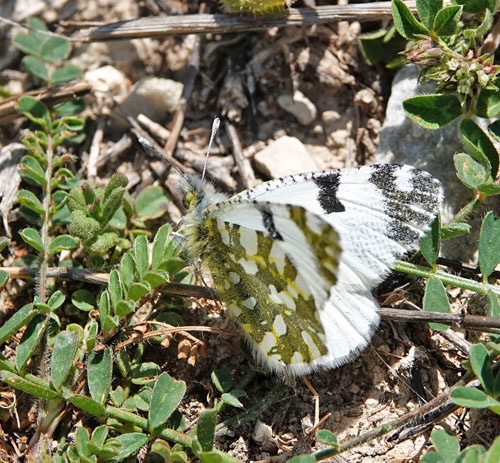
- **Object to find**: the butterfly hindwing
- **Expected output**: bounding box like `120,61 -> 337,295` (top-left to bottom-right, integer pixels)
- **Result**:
197,200 -> 342,374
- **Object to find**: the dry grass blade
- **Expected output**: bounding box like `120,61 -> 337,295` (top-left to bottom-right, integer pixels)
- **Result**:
66,2 -> 417,41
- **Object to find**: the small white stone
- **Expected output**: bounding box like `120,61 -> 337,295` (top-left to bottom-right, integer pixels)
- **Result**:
254,136 -> 318,178
277,90 -> 317,125
117,77 -> 182,123
85,65 -> 127,98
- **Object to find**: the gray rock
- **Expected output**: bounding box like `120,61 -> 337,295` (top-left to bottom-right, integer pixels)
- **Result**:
376,65 -> 500,260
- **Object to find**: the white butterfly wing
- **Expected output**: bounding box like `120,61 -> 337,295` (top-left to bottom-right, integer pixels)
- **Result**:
226,164 -> 442,373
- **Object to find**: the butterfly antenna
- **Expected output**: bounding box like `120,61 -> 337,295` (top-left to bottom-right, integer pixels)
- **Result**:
201,117 -> 220,182
138,137 -> 184,176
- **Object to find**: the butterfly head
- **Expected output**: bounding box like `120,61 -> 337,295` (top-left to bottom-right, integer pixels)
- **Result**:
180,174 -> 228,215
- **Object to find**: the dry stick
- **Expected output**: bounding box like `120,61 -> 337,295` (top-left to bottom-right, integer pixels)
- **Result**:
0,81 -> 91,125
3,265 -> 500,331
87,115 -> 106,182
67,3 -> 418,41
225,120 -> 257,189
162,33 -> 202,158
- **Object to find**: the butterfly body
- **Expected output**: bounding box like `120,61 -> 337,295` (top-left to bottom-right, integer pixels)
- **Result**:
180,165 -> 442,376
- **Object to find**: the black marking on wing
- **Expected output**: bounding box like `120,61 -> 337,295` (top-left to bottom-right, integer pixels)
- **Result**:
260,207 -> 284,240
368,164 -> 440,246
313,172 -> 345,213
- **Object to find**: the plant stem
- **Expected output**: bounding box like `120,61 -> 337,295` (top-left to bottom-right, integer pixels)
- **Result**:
447,196 -> 482,225
38,132 -> 54,303
394,260 -> 500,295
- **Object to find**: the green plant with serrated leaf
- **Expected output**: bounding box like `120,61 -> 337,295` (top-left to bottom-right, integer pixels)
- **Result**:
12,17 -> 82,86
392,0 -> 500,124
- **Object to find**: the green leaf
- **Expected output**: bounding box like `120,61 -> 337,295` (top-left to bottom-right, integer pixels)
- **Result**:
479,212 -> 500,278
454,0 -> 493,13
478,183 -> 500,196
0,370 -> 59,399
423,276 -> 451,331
470,343 -> 495,394
127,282 -> 151,301
220,392 -> 243,408
49,235 -> 79,255
152,224 -> 171,270
460,119 -> 499,178
51,331 -> 79,389
404,94 -> 462,129
197,409 -> 217,452
488,291 -> 500,317
66,392 -> 106,417
135,186 -> 169,220
18,189 -> 44,215
142,271 -> 168,288
115,350 -> 131,377
441,222 -> 471,240
450,386 -> 489,408
0,271 -> 8,290
0,236 -> 9,253
75,427 -> 91,458
432,5 -> 462,35
392,0 -> 429,39
109,269 -> 122,311
20,155 -> 47,186
454,153 -> 488,190
48,290 -> 65,311
115,300 -> 134,317
420,215 -> 440,266
40,37 -> 71,62
16,314 -> 48,372
21,56 -> 49,82
289,456 -> 316,463
211,368 -> 233,393
316,429 -> 338,448
488,119 -> 500,145
105,433 -> 148,462
120,252 -> 136,291
54,99 -> 85,117
17,96 -> 51,130
12,31 -> 43,56
50,65 -> 82,84
0,303 -> 36,345
416,0 -> 443,29
431,428 -> 460,460
134,235 -> 149,281
199,451 -> 222,463
87,348 -> 113,405
486,434 -> 500,463
72,289 -> 96,312
477,83 -> 500,118
62,117 -> 84,132
148,372 -> 187,429
131,362 -> 161,385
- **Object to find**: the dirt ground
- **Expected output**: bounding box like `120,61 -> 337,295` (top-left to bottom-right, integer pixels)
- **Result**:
1,0 -> 499,462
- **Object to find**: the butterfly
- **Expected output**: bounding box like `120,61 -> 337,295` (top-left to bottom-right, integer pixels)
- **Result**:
178,162 -> 442,376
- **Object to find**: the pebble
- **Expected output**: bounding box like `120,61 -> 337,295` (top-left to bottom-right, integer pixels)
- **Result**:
277,90 -> 317,125
254,136 -> 318,178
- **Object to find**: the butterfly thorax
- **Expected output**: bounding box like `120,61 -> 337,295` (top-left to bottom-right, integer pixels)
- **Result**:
180,175 -> 229,262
